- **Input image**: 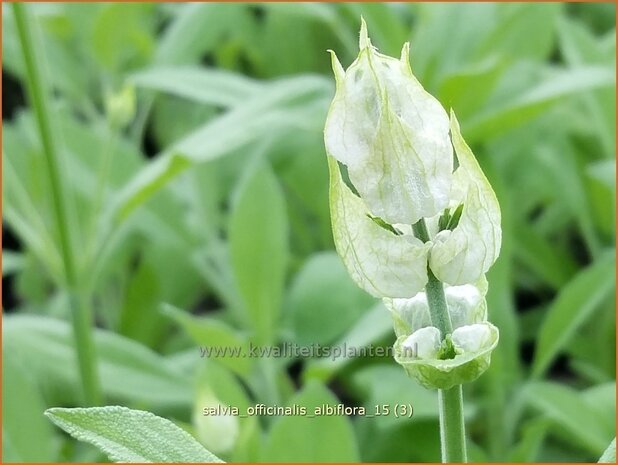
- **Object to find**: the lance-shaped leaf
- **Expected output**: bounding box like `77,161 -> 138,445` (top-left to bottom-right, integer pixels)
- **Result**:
324,19 -> 453,225
328,156 -> 430,298
45,406 -> 222,463
429,112 -> 502,285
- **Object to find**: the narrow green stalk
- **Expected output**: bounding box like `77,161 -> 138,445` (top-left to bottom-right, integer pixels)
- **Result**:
13,3 -> 102,406
439,385 -> 467,462
413,218 -> 467,462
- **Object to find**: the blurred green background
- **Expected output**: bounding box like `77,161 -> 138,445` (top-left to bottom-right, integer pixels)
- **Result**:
2,2 -> 616,462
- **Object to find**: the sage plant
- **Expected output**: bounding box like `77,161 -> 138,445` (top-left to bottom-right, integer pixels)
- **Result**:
324,20 -> 502,462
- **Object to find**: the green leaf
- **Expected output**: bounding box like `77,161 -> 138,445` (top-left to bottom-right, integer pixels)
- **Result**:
108,76 -> 329,222
583,382 -> 616,438
161,304 -> 251,376
304,302 -> 392,382
475,3 -> 562,61
508,418 -> 550,462
262,382 -> 359,462
155,3 -> 247,65
532,250 -> 615,377
91,3 -> 154,71
438,58 -> 504,119
286,251 -> 374,346
229,160 -> 288,344
3,315 -> 191,406
131,67 -> 263,108
45,406 -> 222,463
599,438 -> 616,463
465,66 -> 615,142
351,365 -> 440,429
512,220 -> 578,289
2,250 -> 25,277
3,357 -> 57,462
525,382 -> 612,455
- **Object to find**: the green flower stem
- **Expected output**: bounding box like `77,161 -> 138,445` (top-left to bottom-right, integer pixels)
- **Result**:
13,3 -> 102,406
439,385 -> 467,462
413,218 -> 467,462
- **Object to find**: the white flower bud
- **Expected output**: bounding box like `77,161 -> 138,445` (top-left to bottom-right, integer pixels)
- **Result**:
385,283 -> 486,334
193,389 -> 239,455
452,324 -> 493,354
445,284 -> 486,328
402,326 -> 441,359
324,19 -> 453,225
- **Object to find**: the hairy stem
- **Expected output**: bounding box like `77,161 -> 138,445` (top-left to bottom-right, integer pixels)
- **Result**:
413,218 -> 467,462
439,385 -> 467,462
13,3 -> 102,406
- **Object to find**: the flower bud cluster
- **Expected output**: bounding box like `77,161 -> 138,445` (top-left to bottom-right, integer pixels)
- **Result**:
324,20 -> 501,389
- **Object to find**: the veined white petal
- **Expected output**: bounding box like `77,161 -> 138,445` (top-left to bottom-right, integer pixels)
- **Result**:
429,112 -> 502,284
324,23 -> 452,225
328,156 -> 430,298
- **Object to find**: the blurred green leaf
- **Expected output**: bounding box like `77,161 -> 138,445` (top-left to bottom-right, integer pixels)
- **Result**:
229,160 -> 288,344
3,357 -> 58,462
286,251 -> 374,346
465,66 -> 615,142
525,382 -> 612,455
304,302 -> 392,382
45,406 -> 222,462
117,259 -> 164,347
131,67 -> 263,107
512,220 -> 578,289
155,3 -> 248,65
2,250 -> 25,277
262,382 -> 359,462
4,315 -> 191,406
351,365 -> 440,428
91,3 -> 155,72
508,418 -> 550,462
162,304 -> 251,376
532,250 -> 615,377
583,382 -> 616,437
108,76 -> 329,222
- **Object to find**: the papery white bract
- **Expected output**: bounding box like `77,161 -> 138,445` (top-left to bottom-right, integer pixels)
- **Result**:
328,156 -> 431,298
324,21 -> 501,300
324,19 -> 453,225
324,20 -> 502,389
429,112 -> 502,285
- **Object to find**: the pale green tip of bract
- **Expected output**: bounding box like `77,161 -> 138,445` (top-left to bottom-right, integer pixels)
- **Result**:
359,16 -> 371,50
327,49 -> 345,86
400,41 -> 411,66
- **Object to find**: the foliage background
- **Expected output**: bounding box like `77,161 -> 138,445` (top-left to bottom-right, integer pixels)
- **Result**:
2,2 -> 616,462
